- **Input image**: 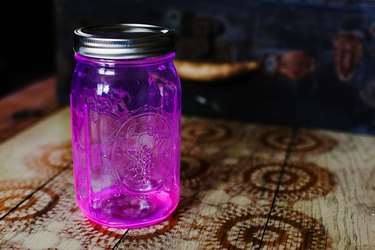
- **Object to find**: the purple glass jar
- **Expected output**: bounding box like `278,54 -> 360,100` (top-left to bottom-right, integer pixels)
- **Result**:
70,24 -> 181,228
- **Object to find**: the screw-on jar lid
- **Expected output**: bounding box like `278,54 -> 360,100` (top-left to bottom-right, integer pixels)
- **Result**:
73,23 -> 177,59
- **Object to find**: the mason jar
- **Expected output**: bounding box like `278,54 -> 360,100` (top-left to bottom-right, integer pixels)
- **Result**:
70,24 -> 181,228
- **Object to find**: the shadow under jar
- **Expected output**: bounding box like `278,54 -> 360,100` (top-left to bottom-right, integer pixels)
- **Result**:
70,24 -> 181,228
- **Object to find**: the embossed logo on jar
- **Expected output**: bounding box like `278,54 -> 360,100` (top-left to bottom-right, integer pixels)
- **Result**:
112,113 -> 172,192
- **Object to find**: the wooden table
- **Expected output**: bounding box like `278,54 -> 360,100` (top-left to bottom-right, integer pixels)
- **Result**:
0,80 -> 374,249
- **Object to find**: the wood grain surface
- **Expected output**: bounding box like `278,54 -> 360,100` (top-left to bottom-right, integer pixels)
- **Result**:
0,77 -> 59,143
0,106 -> 374,249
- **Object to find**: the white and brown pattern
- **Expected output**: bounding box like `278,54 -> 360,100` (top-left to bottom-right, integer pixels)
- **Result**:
259,128 -> 338,154
0,170 -> 126,249
61,208 -> 126,249
201,203 -> 331,250
0,142 -> 71,222
181,153 -> 211,191
182,118 -> 245,150
0,179 -> 59,222
180,152 -> 232,193
0,110 -> 345,249
25,142 -> 72,176
226,159 -> 336,202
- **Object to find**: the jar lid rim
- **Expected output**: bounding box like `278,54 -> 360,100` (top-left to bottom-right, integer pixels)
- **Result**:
73,23 -> 177,59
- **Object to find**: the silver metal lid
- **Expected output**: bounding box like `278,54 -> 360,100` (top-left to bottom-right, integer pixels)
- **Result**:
73,23 -> 176,59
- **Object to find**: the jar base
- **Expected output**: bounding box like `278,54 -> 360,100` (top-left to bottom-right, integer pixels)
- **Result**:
77,189 -> 179,229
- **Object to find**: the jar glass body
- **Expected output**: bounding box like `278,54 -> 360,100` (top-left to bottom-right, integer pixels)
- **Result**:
70,52 -> 181,228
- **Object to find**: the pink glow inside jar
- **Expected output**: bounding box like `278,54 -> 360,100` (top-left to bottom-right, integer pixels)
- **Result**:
70,24 -> 181,228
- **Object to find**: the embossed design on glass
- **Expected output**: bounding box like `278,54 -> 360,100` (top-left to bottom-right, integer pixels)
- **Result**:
70,24 -> 181,228
113,113 -> 172,192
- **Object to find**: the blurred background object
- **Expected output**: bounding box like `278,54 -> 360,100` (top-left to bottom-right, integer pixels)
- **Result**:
0,1 -> 55,98
3,0 -> 375,135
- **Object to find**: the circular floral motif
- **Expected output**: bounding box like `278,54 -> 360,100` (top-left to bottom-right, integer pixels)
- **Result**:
182,119 -> 245,149
62,213 -> 126,248
201,203 -> 330,249
0,182 -> 59,221
26,142 -> 72,175
181,155 -> 209,179
180,152 -> 234,195
228,160 -> 336,202
259,129 -> 337,154
181,154 -> 211,190
182,120 -> 230,143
